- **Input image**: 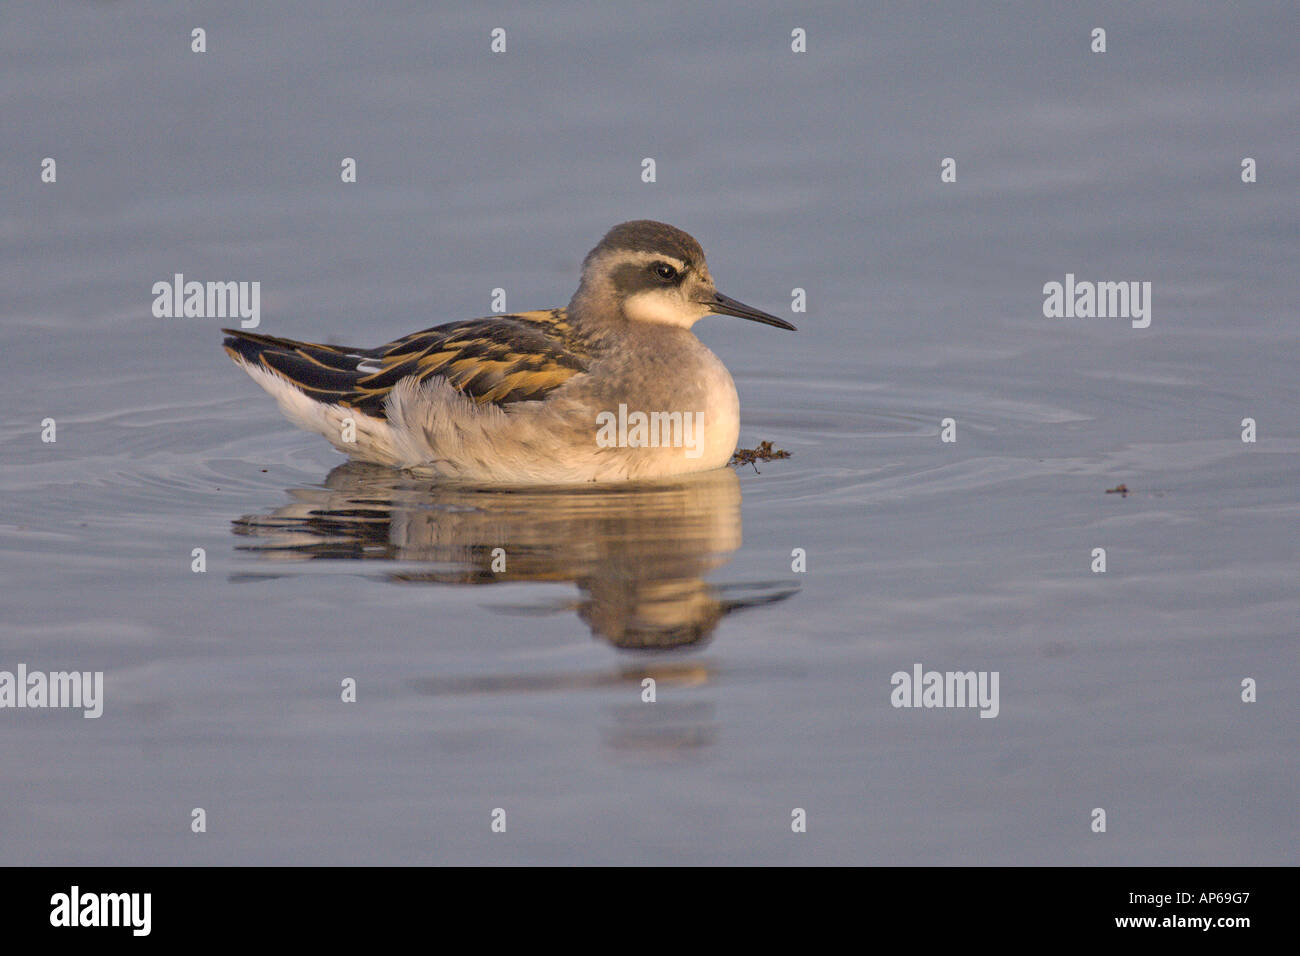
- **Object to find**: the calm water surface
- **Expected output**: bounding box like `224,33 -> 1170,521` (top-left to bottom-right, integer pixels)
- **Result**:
0,2 -> 1296,864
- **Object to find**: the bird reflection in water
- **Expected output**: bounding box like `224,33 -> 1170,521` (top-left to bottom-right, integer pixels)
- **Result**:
231,463 -> 796,654
231,463 -> 797,752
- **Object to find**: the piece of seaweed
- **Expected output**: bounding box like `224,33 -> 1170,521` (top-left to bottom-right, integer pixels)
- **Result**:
730,440 -> 791,473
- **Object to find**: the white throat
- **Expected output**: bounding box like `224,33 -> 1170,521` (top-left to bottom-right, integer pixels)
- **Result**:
622,290 -> 704,329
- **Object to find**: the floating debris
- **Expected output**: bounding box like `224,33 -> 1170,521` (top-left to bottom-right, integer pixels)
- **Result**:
730,440 -> 791,473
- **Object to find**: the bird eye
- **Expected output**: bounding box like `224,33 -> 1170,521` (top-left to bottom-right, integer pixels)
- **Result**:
653,262 -> 678,281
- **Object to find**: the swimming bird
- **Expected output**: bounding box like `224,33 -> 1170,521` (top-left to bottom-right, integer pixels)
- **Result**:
222,220 -> 795,483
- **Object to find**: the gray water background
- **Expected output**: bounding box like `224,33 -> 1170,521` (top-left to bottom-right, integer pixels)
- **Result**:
0,1 -> 1296,864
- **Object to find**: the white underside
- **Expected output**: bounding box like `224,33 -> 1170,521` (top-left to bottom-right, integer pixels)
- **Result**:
234,359 -> 740,484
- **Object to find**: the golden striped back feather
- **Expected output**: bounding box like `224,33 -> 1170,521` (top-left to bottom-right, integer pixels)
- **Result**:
222,309 -> 589,418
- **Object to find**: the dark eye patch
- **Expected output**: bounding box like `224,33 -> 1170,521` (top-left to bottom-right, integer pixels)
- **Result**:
609,260 -> 688,297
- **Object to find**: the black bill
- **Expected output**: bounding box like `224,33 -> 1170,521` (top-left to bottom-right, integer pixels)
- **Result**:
707,291 -> 797,331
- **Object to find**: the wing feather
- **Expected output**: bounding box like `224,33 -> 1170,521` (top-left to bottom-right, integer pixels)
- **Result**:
222,309 -> 586,419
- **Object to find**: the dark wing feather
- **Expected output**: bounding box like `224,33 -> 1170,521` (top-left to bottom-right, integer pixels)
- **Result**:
222,310 -> 587,419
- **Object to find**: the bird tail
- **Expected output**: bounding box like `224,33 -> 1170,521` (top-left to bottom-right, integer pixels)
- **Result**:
221,329 -> 404,464
221,328 -> 379,407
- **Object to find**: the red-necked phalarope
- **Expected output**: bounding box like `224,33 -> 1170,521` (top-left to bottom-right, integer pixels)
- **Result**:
223,220 -> 796,482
